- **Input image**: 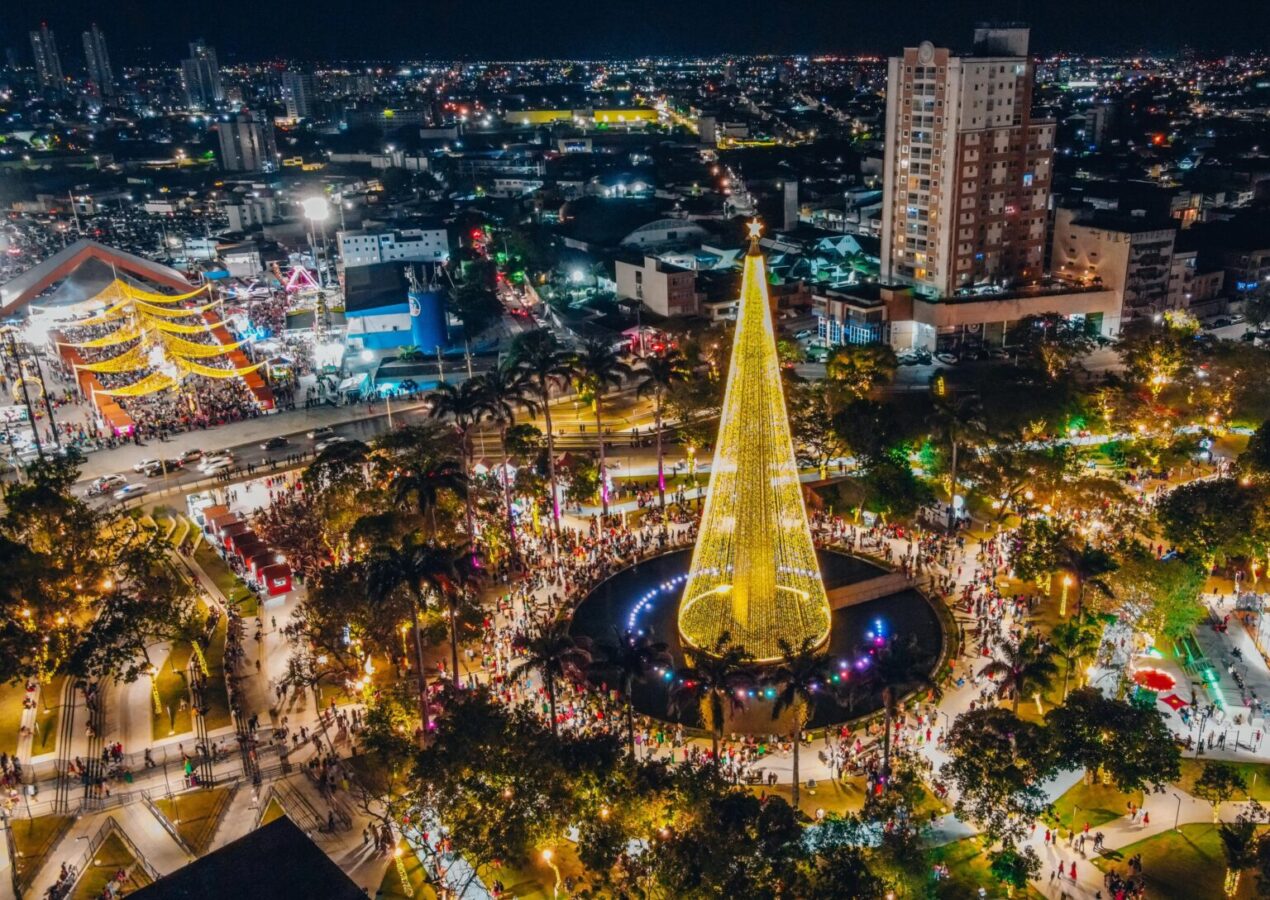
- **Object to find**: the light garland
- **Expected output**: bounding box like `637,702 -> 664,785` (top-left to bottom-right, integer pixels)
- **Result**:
134,297 -> 222,319
678,223 -> 831,663
173,358 -> 265,379
73,345 -> 149,374
191,642 -> 209,677
95,371 -> 179,397
161,333 -> 245,358
120,281 -> 211,303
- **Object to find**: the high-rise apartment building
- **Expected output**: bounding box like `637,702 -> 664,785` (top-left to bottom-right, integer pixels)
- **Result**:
280,70 -> 313,120
217,109 -> 278,172
29,23 -> 64,92
82,24 -> 115,98
181,40 -> 223,109
880,26 -> 1055,298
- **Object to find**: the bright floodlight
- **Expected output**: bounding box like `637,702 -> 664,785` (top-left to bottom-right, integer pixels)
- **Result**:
301,197 -> 329,222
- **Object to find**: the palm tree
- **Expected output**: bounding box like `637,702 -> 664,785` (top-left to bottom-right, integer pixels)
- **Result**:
374,423 -> 466,538
474,363 -> 539,559
428,379 -> 492,557
978,634 -> 1060,715
590,629 -> 672,763
1058,542 -> 1117,617
385,451 -> 466,539
930,389 -> 985,531
668,636 -> 755,769
366,540 -> 445,729
634,349 -> 689,522
572,340 -> 634,518
870,634 -> 939,787
1050,617 -> 1101,701
769,637 -> 840,810
510,618 -> 592,737
411,542 -> 485,688
510,330 -> 576,543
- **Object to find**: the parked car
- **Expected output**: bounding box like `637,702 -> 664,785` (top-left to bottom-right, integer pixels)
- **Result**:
87,474 -> 127,496
113,483 -> 149,502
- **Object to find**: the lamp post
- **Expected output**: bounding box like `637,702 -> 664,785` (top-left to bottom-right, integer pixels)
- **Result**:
1173,792 -> 1183,831
542,849 -> 561,899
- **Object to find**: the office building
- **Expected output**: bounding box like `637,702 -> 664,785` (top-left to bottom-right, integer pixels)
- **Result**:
280,70 -> 313,120
217,109 -> 278,172
337,228 -> 450,269
615,256 -> 702,317
181,40 -> 223,109
81,24 -> 114,98
29,23 -> 64,92
1052,207 -> 1177,319
880,26 -> 1055,298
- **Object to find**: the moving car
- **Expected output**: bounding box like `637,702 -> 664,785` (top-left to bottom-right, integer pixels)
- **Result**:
307,426 -> 336,441
261,436 -> 290,451
113,483 -> 149,502
179,448 -> 204,463
200,457 -> 234,475
87,474 -> 127,496
315,436 -> 350,453
197,451 -> 234,473
142,459 -> 184,478
132,458 -> 159,473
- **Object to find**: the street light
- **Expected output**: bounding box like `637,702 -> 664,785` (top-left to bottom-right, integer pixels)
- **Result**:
542,849 -> 561,899
302,197 -> 330,289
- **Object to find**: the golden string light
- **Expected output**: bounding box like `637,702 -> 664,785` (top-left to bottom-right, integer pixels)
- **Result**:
678,221 -> 831,663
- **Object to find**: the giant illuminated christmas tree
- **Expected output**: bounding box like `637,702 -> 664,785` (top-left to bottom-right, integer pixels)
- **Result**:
678,221 -> 832,663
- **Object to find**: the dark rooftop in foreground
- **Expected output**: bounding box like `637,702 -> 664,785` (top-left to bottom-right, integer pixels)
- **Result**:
131,816 -> 365,900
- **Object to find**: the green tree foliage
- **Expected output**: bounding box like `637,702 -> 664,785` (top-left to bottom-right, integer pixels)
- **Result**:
1156,477 -> 1270,564
0,455 -> 198,684
647,790 -> 808,898
943,707 -> 1056,843
1241,419 -> 1270,481
825,343 -> 898,401
1108,547 -> 1207,642
1008,312 -> 1095,380
1045,687 -> 1181,792
989,841 -> 1043,892
1193,762 -> 1248,820
448,261 -> 504,339
978,634 -> 1060,715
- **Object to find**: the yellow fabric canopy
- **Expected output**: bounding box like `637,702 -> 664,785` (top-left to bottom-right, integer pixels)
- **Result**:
119,282 -> 211,303
58,324 -> 143,349
134,298 -> 221,319
160,333 -> 244,358
144,317 -> 222,335
73,298 -> 132,328
174,357 -> 264,379
73,345 -> 149,374
94,372 -> 178,397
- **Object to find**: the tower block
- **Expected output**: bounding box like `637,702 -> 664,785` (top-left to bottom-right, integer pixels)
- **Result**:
678,221 -> 831,662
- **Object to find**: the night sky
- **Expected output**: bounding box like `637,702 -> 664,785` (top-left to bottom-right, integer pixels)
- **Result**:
5,0 -> 1270,62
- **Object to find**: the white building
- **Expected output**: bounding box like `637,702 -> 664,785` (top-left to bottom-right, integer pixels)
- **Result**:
337,228 -> 450,269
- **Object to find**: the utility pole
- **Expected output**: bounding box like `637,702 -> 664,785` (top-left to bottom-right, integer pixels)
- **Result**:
6,331 -> 42,460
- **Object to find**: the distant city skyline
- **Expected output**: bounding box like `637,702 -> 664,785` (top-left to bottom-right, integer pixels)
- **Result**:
4,0 -> 1270,64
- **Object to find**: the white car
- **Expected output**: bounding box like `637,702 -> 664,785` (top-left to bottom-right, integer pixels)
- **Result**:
201,458 -> 234,475
308,426 -> 336,441
132,458 -> 159,473
88,474 -> 128,496
197,452 -> 233,472
314,436 -> 349,453
113,483 -> 149,502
